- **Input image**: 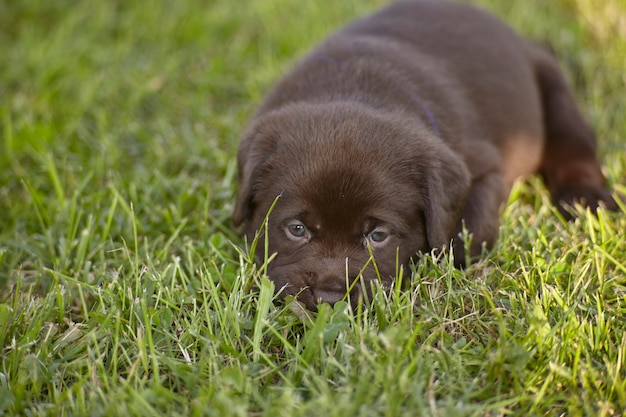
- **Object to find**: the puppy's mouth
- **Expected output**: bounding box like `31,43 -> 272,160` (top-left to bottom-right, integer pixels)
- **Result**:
275,275 -> 389,312
274,283 -> 350,311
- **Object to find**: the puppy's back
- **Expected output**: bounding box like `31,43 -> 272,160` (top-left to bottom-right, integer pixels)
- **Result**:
343,0 -> 543,143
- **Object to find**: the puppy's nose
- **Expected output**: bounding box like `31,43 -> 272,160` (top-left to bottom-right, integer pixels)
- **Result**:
313,288 -> 346,306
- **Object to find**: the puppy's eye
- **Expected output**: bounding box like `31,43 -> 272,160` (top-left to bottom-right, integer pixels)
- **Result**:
366,228 -> 389,246
286,221 -> 308,239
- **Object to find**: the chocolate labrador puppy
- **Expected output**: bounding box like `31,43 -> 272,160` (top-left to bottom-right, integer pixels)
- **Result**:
233,0 -> 617,310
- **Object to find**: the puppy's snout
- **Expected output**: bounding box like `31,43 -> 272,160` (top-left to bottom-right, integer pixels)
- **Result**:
298,258 -> 365,308
313,288 -> 346,306
305,267 -> 350,306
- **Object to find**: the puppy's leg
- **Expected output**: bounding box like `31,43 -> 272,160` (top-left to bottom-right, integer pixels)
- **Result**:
533,47 -> 617,218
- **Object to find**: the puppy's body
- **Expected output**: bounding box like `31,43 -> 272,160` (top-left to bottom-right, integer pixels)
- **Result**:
234,0 -> 616,310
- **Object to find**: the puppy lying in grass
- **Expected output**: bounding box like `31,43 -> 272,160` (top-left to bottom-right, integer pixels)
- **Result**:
233,0 -> 618,311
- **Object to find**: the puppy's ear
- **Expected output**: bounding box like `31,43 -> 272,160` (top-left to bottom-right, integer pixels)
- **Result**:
423,146 -> 470,251
232,132 -> 277,227
232,163 -> 254,227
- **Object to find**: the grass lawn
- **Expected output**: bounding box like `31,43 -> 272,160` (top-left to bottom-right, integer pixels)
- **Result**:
1,0 -> 626,415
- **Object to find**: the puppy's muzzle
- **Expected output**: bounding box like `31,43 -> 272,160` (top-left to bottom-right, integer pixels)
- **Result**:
312,287 -> 347,306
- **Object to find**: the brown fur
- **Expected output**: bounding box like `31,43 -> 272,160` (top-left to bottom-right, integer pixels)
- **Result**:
233,0 -> 617,310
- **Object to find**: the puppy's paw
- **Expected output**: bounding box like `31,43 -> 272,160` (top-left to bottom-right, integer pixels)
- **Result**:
552,184 -> 619,220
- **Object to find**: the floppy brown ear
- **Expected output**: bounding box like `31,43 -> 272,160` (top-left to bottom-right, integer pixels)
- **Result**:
233,137 -> 257,227
232,132 -> 277,227
423,146 -> 471,251
232,165 -> 254,227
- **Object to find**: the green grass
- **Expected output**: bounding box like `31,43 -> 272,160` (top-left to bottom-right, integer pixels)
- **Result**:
1,0 -> 625,415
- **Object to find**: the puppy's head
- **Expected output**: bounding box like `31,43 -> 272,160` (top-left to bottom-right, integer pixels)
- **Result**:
234,102 -> 469,310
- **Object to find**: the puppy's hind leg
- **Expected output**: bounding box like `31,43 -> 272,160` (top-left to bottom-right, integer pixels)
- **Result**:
532,46 -> 618,218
